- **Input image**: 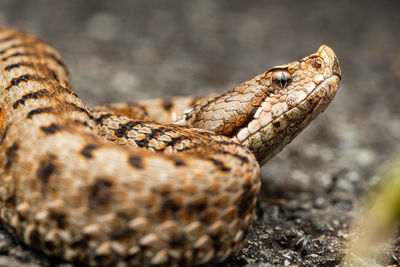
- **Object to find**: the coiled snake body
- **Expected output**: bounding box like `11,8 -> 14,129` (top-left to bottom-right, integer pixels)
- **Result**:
0,26 -> 341,266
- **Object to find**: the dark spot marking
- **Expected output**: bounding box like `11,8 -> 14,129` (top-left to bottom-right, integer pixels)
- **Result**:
56,86 -> 78,97
0,35 -> 16,43
46,52 -> 69,74
129,155 -> 143,169
44,240 -> 57,252
238,190 -> 256,217
66,102 -> 88,114
0,47 -> 67,65
5,74 -> 34,90
1,50 -> 69,74
4,63 -> 64,87
208,158 -> 230,172
233,153 -> 250,163
27,107 -> 53,118
89,179 -> 112,207
114,121 -> 140,138
0,44 -> 17,55
4,63 -> 27,71
65,102 -> 94,120
111,228 -> 132,240
5,195 -> 16,207
123,121 -> 141,129
150,127 -> 165,137
73,119 -> 90,128
161,135 -> 191,151
5,142 -> 18,171
162,197 -> 183,211
162,99 -> 174,111
49,70 -> 59,82
272,120 -> 280,128
27,226 -> 41,247
37,158 -> 55,189
226,107 -> 260,138
95,113 -> 112,126
218,147 -> 251,164
49,210 -> 67,228
172,158 -> 186,166
168,136 -> 183,146
70,238 -> 88,249
40,123 -> 61,135
184,111 -> 193,121
13,89 -> 48,109
13,88 -> 74,111
0,43 -> 34,56
187,197 -> 208,212
134,139 -> 148,149
169,234 -> 185,248
2,52 -> 33,61
80,144 -> 98,159
0,126 -> 8,145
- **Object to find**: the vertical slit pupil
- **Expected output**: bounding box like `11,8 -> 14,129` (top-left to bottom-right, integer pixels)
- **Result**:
280,72 -> 286,87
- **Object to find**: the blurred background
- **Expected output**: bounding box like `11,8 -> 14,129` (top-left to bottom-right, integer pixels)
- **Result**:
0,0 -> 399,266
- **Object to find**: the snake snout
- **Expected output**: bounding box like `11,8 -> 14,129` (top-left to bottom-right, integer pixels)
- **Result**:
317,45 -> 342,79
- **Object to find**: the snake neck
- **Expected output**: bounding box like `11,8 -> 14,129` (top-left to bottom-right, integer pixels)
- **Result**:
184,74 -> 269,138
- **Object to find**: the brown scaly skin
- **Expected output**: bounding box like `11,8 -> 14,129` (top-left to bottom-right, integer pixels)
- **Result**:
0,26 -> 341,266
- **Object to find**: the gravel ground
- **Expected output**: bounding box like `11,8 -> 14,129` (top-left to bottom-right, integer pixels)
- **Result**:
0,0 -> 399,266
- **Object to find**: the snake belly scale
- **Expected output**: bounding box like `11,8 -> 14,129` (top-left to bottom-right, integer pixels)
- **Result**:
0,26 -> 341,266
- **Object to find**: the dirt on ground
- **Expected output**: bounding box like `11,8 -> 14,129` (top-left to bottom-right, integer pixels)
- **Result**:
0,0 -> 399,266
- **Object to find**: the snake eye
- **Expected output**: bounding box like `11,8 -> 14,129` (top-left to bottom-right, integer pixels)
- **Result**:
270,69 -> 292,90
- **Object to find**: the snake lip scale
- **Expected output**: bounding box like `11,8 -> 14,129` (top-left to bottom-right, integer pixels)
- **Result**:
0,26 -> 341,266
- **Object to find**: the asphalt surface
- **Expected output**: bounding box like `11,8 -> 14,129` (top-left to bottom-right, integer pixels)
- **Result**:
0,0 -> 399,266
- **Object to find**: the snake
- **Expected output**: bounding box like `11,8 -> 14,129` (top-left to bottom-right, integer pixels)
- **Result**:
0,26 -> 341,266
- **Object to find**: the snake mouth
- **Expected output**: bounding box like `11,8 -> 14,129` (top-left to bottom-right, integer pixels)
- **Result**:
332,60 -> 341,80
314,73 -> 341,100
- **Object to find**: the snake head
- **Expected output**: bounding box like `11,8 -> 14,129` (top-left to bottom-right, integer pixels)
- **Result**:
246,45 -> 341,163
186,45 -> 341,164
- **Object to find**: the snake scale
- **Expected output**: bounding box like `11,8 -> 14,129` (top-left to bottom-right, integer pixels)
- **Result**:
0,26 -> 341,266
